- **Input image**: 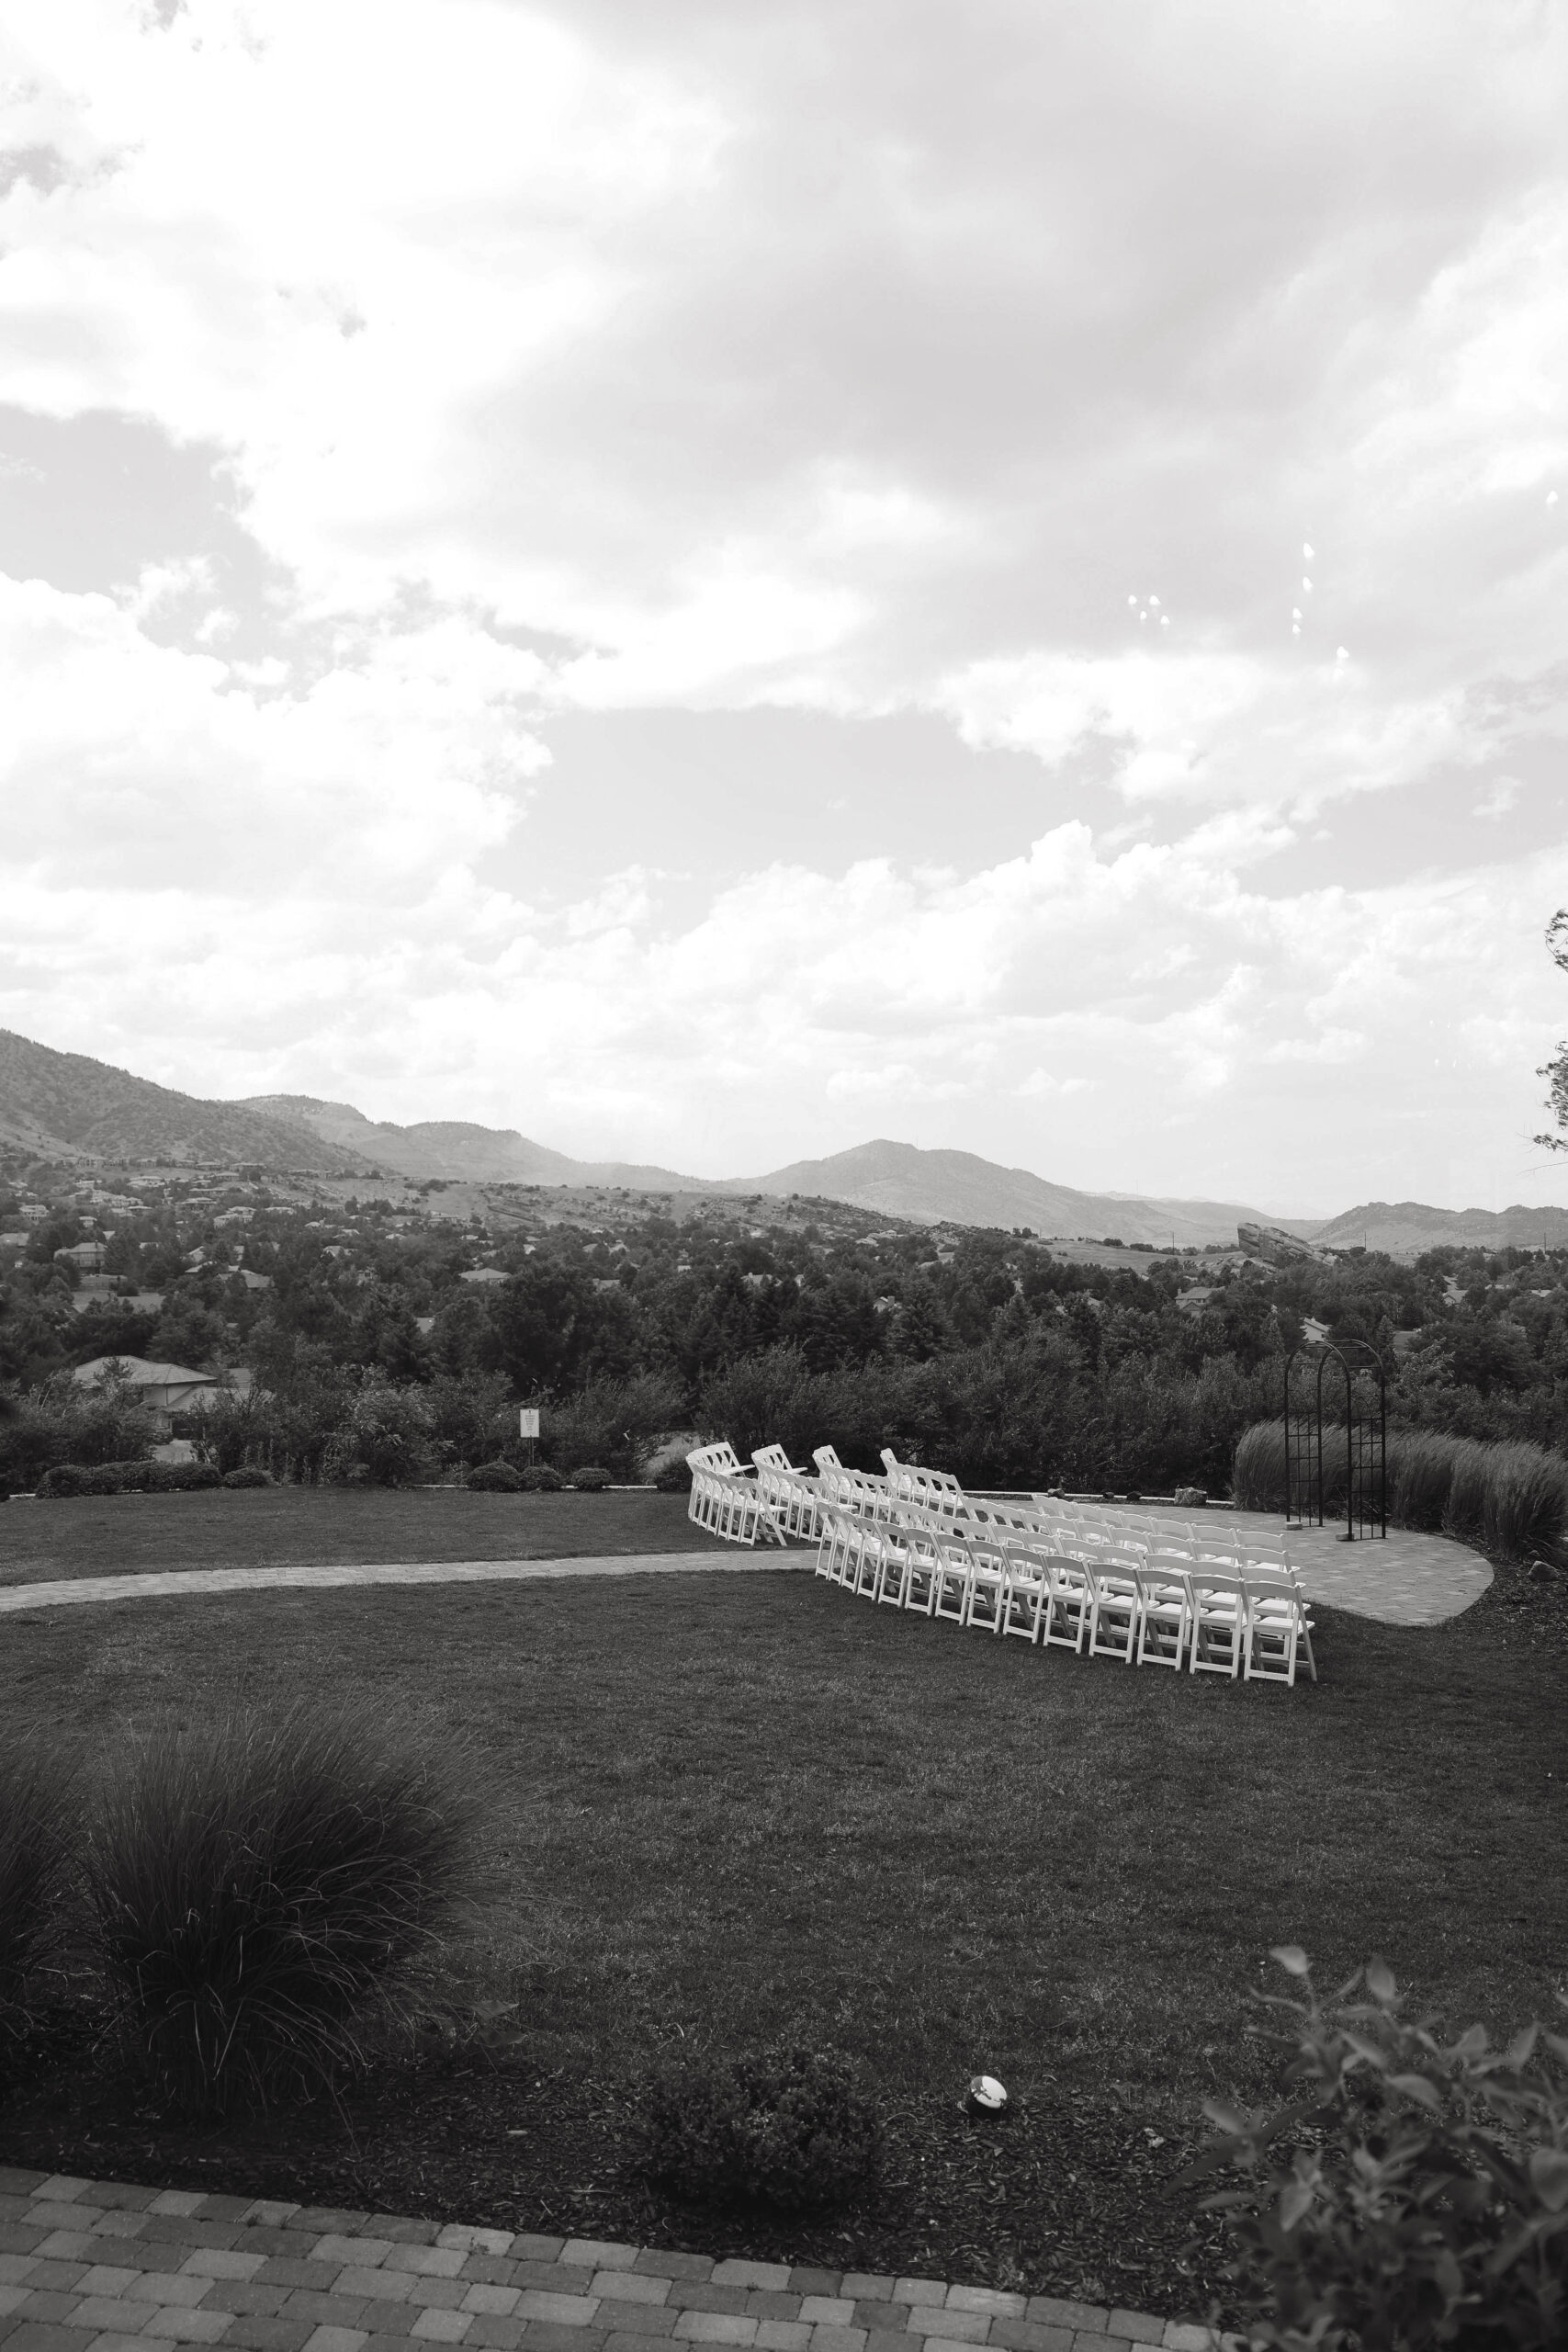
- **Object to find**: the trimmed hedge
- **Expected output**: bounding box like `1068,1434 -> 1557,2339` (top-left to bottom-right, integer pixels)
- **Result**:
570,1464 -> 612,1491
33,1458 -> 232,1496
519,1463 -> 564,1492
466,1459 -> 523,1493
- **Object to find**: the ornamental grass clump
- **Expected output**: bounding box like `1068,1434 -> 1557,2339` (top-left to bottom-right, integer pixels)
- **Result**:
1188,1949 -> 1568,2352
634,2044 -> 882,2211
85,1696 -> 491,2118
0,1726 -> 79,2072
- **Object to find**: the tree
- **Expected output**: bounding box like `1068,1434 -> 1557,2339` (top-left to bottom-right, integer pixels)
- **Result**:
1534,909 -> 1568,1148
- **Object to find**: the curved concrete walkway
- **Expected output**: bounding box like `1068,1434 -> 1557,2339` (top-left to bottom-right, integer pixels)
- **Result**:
0,1522 -> 1490,1624
0,1551 -> 790,1616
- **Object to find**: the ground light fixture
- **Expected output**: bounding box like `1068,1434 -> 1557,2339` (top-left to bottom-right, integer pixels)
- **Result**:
965,2074 -> 1008,2116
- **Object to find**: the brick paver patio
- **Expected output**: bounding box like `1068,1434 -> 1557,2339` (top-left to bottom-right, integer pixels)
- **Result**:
0,2172 -> 1224,2352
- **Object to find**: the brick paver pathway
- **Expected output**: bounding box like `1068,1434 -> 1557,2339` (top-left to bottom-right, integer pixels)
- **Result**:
0,2169 -> 1222,2352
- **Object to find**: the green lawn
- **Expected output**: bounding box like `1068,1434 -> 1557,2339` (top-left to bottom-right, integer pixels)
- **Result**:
3,1548 -> 1564,2306
0,1484 -> 723,1583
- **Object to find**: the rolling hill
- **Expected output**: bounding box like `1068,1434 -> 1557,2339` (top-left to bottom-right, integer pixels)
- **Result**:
1312,1200 -> 1568,1253
721,1139 -> 1325,1249
242,1095 -> 700,1191
0,1031 -> 365,1175
6,1026 -> 1563,1254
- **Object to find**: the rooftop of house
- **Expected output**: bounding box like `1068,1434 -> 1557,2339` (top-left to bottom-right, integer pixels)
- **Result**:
71,1355 -> 216,1389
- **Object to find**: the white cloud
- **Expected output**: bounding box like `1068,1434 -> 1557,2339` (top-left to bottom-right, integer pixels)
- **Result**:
2,2 -> 1568,1215
1473,775 -> 1521,820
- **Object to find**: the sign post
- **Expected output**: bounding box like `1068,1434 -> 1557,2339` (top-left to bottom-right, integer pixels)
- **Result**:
519,1407 -> 540,1468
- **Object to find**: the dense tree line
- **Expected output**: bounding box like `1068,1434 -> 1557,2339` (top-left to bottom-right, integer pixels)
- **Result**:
7,1182 -> 1568,1488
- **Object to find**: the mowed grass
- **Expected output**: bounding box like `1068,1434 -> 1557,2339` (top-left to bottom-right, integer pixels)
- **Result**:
4,1563 -> 1564,2120
0,1485 -> 721,1585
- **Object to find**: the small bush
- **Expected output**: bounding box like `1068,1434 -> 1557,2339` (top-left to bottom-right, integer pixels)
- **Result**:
36,1464 -> 88,1498
221,1464 -> 274,1488
0,1727 -> 79,2070
571,1464 -> 612,1491
1190,1949 -> 1568,2352
466,1459 -> 523,1493
654,1460 -> 693,1493
519,1463 -> 564,1492
85,1696 -> 491,2117
634,2044 -> 882,2211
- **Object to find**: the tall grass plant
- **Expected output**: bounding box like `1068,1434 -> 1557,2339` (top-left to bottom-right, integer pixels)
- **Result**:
0,1725 -> 79,2070
1232,1421 -> 1568,1561
85,1696 -> 492,2116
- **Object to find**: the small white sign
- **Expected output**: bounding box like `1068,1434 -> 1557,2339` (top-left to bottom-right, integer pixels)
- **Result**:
519,1408 -> 540,1439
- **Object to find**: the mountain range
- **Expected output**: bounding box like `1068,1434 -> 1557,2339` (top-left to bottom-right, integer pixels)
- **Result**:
5,1024 -> 1567,1254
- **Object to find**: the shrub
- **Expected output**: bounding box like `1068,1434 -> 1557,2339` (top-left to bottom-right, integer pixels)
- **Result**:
466,1459 -> 523,1493
36,1464 -> 88,1498
654,1460 -> 693,1492
0,1726 -> 79,2070
571,1464 -> 612,1491
634,2044 -> 882,2211
0,1376 -> 159,1489
519,1463 -> 564,1492
221,1464 -> 274,1488
532,1372 -> 689,1480
321,1380 -> 435,1487
84,1696 -> 491,2118
1190,1949 -> 1568,2352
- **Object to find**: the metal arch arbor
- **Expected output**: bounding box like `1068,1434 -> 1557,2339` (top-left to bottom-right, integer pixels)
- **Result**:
1282,1338 -> 1388,1542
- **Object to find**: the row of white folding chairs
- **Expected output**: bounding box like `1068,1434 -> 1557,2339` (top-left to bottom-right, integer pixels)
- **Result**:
879,1450 -> 967,1520
1024,1495 -> 1297,1573
685,1442 -> 786,1547
750,1444 -> 828,1540
814,1508 -> 1314,1685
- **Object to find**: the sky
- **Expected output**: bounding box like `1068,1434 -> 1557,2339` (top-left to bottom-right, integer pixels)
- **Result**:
1,0 -> 1566,1216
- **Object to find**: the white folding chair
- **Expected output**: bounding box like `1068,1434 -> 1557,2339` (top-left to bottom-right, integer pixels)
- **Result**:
1087,1555 -> 1143,1663
1134,1566 -> 1191,1669
963,1537 -> 1010,1634
1042,1554 -> 1093,1653
931,1534 -> 976,1625
999,1543 -> 1054,1642
1244,1572 -> 1317,1686
1189,1571 -> 1247,1678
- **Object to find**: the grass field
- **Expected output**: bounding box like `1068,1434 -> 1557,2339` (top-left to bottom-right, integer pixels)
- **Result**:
0,1485 -> 721,1583
3,1535 -> 1565,2309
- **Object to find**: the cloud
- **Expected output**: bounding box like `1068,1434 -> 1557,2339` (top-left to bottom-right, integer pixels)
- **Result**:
1,2 -> 1567,1215
1473,775 -> 1521,820
1,589 -> 1562,1214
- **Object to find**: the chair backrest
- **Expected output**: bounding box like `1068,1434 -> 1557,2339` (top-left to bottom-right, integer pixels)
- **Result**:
751,1442 -> 797,1474
813,1444 -> 843,1473
687,1441 -> 747,1477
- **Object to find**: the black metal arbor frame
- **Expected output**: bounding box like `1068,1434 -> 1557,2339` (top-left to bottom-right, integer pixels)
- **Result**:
1283,1339 -> 1388,1542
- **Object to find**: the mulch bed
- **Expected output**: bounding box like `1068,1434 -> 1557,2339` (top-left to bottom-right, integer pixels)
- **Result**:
1,2018 -> 1234,2319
